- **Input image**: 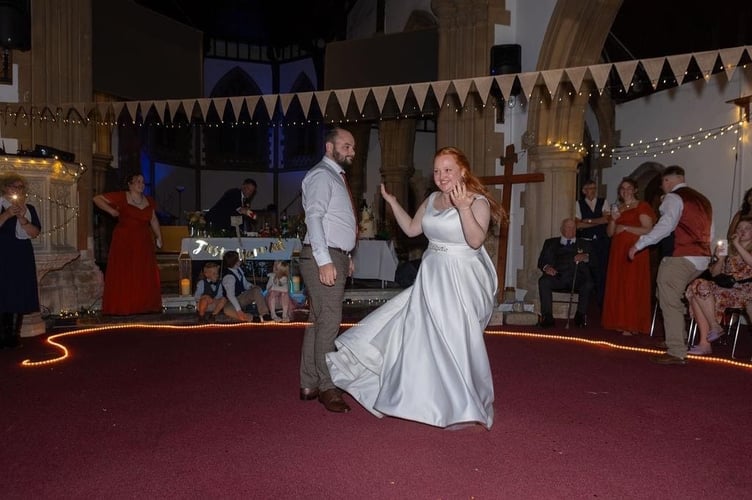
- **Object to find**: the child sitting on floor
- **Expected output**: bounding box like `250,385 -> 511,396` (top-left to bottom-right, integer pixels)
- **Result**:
194,262 -> 227,322
266,260 -> 293,322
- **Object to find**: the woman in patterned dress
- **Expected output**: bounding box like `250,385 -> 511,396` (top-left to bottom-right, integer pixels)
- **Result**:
685,217 -> 752,355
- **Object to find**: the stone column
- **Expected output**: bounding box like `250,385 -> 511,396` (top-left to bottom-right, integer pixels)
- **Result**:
378,119 -> 416,253
18,0 -> 103,334
431,0 -> 507,174
517,145 -> 583,308
346,123 -> 372,206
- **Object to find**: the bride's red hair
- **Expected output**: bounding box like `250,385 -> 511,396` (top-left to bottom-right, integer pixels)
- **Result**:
434,147 -> 508,226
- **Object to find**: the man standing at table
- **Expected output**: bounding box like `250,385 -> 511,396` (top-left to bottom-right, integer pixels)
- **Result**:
206,178 -> 257,232
298,127 -> 357,413
628,166 -> 712,365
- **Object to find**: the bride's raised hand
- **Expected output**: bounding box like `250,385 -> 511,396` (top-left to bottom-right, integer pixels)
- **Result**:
380,183 -> 397,205
450,181 -> 472,210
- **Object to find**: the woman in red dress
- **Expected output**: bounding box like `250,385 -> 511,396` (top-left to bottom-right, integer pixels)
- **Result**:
94,173 -> 163,315
602,178 -> 656,335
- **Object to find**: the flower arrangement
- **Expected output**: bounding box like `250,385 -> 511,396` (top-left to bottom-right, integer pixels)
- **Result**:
187,210 -> 206,227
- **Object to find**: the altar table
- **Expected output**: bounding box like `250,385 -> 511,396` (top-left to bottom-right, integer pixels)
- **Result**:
181,237 -> 302,261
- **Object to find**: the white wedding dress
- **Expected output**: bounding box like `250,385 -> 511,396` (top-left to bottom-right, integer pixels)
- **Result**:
326,192 -> 497,429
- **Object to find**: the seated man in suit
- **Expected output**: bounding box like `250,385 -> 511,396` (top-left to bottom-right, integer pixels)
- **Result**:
538,218 -> 595,328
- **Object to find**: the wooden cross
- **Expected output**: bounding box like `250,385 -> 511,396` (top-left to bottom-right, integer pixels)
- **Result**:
479,144 -> 544,294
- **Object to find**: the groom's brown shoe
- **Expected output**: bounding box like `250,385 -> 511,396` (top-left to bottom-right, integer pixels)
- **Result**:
299,387 -> 319,401
318,389 -> 351,413
650,353 -> 687,365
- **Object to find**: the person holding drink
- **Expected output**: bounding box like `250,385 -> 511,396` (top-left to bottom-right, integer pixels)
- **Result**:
684,218 -> 752,355
601,178 -> 655,335
0,174 -> 41,349
575,180 -> 611,306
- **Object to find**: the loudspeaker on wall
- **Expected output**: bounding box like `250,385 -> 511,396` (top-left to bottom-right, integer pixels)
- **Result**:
0,0 -> 31,51
490,44 -> 521,76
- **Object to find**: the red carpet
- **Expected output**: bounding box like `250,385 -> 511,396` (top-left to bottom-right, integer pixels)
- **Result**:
2,323 -> 751,498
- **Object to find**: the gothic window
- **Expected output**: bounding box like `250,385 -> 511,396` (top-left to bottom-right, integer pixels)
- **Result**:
205,67 -> 270,170
282,72 -> 323,169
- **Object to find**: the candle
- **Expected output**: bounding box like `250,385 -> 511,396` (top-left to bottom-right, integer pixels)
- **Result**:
292,276 -> 301,292
180,278 -> 191,296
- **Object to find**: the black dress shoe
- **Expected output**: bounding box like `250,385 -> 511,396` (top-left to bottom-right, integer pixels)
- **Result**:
261,313 -> 273,322
574,312 -> 588,328
300,387 -> 319,400
252,315 -> 261,323
539,314 -> 555,328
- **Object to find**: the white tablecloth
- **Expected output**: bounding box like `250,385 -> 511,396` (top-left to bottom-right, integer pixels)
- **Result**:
352,239 -> 399,282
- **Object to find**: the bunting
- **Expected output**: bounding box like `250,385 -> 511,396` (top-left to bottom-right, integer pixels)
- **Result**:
1,46 -> 750,125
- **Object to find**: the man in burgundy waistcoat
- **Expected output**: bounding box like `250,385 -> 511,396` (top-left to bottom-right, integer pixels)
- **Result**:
628,166 -> 712,364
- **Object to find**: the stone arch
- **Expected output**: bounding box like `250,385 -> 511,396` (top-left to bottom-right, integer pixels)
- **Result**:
518,0 -> 624,299
283,72 -> 322,169
209,67 -> 262,99
630,161 -> 664,211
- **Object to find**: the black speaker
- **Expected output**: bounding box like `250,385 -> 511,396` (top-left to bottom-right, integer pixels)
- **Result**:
490,44 -> 521,75
0,0 -> 31,51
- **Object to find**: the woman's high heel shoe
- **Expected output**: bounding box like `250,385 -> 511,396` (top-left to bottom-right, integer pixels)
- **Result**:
706,329 -> 725,343
688,344 -> 712,355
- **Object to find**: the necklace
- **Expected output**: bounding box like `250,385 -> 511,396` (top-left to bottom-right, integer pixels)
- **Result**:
128,191 -> 146,206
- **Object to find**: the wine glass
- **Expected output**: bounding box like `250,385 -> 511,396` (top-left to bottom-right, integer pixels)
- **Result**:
610,203 -> 621,221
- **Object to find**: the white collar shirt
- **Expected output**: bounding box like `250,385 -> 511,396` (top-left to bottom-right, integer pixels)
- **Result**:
301,156 -> 357,266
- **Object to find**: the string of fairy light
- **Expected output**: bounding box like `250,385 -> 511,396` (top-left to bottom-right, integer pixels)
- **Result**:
0,156 -> 86,238
553,120 -> 746,160
25,191 -> 80,237
19,321 -> 752,369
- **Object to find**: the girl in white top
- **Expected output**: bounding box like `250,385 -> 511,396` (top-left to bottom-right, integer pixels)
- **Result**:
266,260 -> 292,322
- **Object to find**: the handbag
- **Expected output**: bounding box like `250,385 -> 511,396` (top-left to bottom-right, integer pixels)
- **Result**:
711,273 -> 752,288
712,273 -> 737,288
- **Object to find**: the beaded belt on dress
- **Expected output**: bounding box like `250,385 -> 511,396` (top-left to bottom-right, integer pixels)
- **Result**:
426,242 -> 479,256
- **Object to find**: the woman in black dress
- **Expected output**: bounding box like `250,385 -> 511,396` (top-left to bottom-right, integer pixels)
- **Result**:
0,174 -> 41,349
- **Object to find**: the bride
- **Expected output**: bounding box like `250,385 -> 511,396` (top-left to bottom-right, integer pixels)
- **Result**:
326,147 -> 506,429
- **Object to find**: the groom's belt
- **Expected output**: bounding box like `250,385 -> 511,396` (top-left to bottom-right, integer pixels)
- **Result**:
302,244 -> 351,257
